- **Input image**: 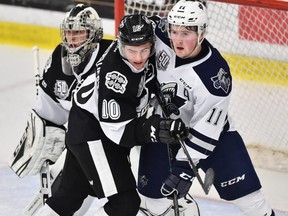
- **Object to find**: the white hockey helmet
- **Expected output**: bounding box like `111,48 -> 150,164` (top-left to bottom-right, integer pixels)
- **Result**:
167,0 -> 208,37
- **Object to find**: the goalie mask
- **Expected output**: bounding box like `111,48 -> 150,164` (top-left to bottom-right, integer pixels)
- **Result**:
167,0 -> 208,45
60,4 -> 103,75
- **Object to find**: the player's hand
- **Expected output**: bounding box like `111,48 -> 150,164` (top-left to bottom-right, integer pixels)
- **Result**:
142,115 -> 188,144
161,173 -> 193,199
160,118 -> 188,144
161,162 -> 194,199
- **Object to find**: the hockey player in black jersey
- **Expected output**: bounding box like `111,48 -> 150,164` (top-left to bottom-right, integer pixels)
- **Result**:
9,4 -> 112,215
35,14 -> 188,216
137,1 -> 276,216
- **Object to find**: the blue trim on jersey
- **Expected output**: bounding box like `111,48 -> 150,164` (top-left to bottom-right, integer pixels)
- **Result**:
185,139 -> 213,156
155,23 -> 170,47
184,128 -> 218,156
193,40 -> 232,97
190,128 -> 218,145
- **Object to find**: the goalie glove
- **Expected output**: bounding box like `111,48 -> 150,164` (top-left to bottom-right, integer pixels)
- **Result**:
9,109 -> 65,178
139,115 -> 188,145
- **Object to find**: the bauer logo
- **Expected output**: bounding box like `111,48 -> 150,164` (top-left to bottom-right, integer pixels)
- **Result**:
221,174 -> 245,187
105,71 -> 127,94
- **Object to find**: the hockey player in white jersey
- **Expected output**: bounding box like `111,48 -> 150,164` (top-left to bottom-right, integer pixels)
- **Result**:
35,14 -> 188,216
9,4 -> 112,215
137,1 -> 276,216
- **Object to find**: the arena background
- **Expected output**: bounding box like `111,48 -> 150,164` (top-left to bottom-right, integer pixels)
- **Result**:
0,0 -> 114,17
0,0 -> 288,214
0,0 -> 115,49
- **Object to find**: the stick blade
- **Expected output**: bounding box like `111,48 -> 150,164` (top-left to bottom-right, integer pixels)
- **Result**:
203,168 -> 215,194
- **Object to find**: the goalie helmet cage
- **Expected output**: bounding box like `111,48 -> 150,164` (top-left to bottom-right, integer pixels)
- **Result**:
114,0 -> 288,173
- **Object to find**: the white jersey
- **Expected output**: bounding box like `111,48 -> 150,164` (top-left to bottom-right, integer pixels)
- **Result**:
154,27 -> 234,162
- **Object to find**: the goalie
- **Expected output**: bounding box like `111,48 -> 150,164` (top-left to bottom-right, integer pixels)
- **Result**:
9,4 -> 112,215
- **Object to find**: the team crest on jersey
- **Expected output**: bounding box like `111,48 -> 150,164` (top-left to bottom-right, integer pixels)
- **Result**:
211,68 -> 231,93
54,80 -> 69,99
105,71 -> 127,94
156,50 -> 170,71
160,82 -> 185,115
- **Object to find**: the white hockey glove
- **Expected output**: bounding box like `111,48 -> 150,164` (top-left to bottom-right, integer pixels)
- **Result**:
9,109 -> 66,178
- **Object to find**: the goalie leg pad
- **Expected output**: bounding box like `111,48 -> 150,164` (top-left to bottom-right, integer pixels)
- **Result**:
9,109 -> 65,177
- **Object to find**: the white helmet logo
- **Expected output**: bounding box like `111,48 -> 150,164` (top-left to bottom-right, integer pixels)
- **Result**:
132,24 -> 144,32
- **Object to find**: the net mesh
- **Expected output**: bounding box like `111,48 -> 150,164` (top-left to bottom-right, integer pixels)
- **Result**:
124,0 -> 288,172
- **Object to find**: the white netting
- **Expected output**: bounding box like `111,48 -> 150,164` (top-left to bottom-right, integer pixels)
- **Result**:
124,0 -> 288,172
125,0 -> 177,16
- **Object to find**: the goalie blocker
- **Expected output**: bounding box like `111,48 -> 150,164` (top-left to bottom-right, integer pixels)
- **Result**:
9,109 -> 65,178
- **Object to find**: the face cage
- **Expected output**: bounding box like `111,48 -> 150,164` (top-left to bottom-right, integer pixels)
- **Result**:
60,20 -> 99,54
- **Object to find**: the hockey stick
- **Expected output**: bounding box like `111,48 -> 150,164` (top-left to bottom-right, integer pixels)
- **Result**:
156,81 -> 214,196
23,46 -> 54,216
177,137 -> 214,195
32,46 -> 41,96
24,149 -> 66,215
155,82 -> 181,215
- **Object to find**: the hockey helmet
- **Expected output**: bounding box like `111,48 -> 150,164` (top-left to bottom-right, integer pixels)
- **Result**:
118,14 -> 155,46
61,4 -> 103,54
60,4 -> 103,74
167,0 -> 208,38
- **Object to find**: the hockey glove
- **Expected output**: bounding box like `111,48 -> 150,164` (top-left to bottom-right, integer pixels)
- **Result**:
9,109 -> 66,177
142,115 -> 188,144
161,163 -> 194,199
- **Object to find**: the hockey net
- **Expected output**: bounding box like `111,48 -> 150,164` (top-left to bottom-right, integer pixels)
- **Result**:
115,0 -> 288,172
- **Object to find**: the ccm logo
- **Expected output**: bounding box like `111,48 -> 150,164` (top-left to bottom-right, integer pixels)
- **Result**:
221,174 -> 245,187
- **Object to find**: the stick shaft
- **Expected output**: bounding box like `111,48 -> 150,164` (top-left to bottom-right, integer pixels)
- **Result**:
32,46 -> 40,96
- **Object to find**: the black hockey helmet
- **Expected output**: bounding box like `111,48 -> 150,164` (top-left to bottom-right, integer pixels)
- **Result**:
118,14 -> 155,46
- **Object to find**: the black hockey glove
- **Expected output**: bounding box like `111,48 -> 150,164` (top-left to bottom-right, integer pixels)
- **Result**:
161,163 -> 194,199
142,115 -> 188,145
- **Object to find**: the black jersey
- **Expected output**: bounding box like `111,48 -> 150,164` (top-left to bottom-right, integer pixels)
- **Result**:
34,39 -> 112,125
67,39 -> 157,148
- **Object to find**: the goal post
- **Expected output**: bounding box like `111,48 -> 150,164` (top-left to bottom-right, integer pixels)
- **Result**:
115,0 -> 288,172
